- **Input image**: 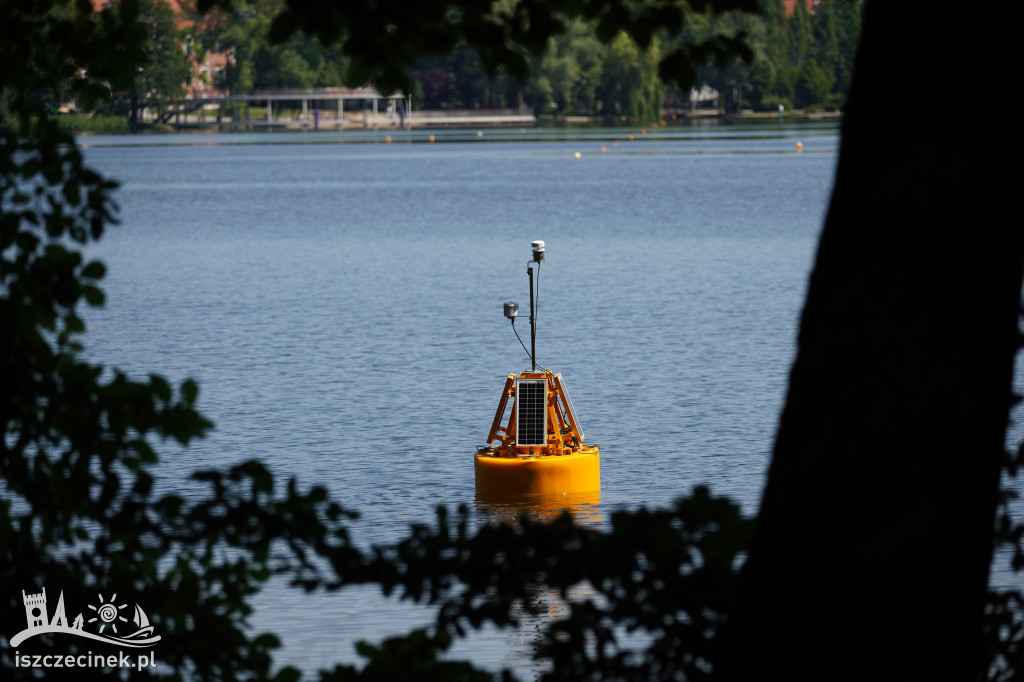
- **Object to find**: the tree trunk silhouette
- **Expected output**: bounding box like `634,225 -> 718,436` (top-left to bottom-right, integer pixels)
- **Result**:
718,3 -> 1022,680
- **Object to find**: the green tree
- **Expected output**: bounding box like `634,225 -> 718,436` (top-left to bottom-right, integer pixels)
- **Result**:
728,0 -> 859,112
419,15 -> 664,118
214,0 -> 347,93
412,59 -> 457,109
1,1 -> 363,679
528,38 -> 579,113
523,21 -> 603,115
602,32 -> 663,121
448,42 -> 521,109
793,56 -> 829,108
810,0 -> 860,106
690,9 -> 768,112
136,0 -> 194,121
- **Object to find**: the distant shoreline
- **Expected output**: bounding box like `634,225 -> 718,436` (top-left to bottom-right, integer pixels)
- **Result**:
546,110 -> 842,125
59,108 -> 842,134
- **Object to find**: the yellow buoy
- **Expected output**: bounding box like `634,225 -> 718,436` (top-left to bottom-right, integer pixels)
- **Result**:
475,369 -> 600,497
796,141 -> 803,150
428,134 -> 435,143
573,152 -> 582,160
475,445 -> 600,497
473,241 -> 601,497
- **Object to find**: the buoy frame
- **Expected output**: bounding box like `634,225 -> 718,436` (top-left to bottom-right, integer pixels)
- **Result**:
484,370 -> 588,458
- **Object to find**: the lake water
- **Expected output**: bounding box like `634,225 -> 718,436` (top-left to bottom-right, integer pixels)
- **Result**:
75,122 -> 1021,676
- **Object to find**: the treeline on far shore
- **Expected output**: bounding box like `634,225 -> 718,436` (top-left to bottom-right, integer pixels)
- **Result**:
69,0 -> 862,128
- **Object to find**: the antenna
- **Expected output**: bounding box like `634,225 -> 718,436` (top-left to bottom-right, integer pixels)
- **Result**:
502,241 -> 546,371
528,241 -> 544,371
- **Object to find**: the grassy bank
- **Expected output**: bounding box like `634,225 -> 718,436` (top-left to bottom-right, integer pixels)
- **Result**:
57,114 -> 131,133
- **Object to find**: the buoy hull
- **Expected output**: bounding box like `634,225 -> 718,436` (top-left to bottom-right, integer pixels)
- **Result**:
474,447 -> 600,497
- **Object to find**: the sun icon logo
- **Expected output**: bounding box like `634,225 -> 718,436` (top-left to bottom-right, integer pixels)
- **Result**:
87,593 -> 128,634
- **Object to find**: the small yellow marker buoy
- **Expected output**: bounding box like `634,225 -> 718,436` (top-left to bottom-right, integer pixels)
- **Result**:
573,152 -> 582,160
627,134 -> 634,141
428,134 -> 435,143
600,145 -> 607,153
796,141 -> 803,151
640,128 -> 647,134
476,130 -> 484,137
385,135 -> 391,143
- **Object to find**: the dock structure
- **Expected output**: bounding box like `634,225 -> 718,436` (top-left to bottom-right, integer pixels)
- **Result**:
159,87 -> 537,129
159,87 -> 410,129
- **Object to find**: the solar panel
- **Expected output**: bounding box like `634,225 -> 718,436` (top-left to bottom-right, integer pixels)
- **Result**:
553,373 -> 585,441
516,378 -> 547,447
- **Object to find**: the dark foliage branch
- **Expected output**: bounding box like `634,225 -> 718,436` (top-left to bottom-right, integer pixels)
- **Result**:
307,487 -> 750,682
0,0 -> 146,125
0,101 -> 360,682
1,4 -> 356,678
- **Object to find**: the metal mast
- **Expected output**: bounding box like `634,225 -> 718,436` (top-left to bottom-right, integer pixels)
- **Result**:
529,240 -> 544,371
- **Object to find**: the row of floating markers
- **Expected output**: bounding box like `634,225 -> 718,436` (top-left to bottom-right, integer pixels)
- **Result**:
379,126 -> 806,154
571,121 -> 665,159
571,126 -> 807,159
383,131 -> 486,143
380,123 -> 663,147
383,134 -> 431,143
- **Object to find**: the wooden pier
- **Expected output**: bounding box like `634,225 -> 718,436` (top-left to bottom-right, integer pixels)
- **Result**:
159,87 -> 536,129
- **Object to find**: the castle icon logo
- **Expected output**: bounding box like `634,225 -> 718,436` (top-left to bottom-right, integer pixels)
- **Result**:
10,586 -> 161,649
